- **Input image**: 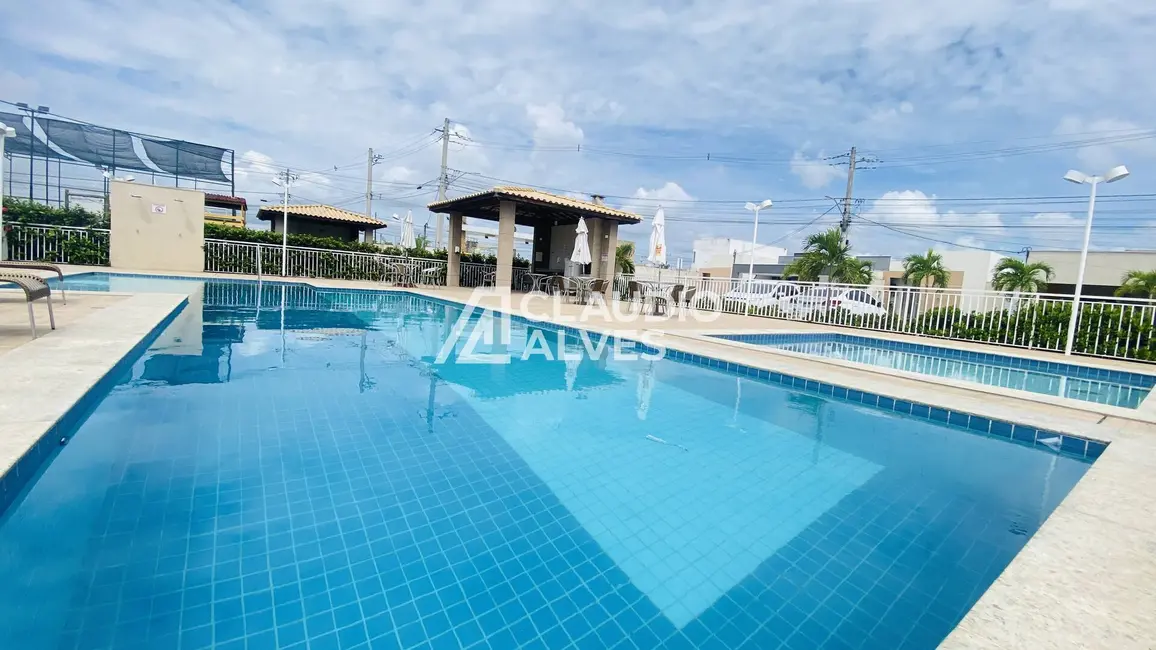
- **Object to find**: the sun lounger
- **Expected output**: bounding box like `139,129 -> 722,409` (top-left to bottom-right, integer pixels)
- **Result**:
0,261 -> 66,303
0,272 -> 56,338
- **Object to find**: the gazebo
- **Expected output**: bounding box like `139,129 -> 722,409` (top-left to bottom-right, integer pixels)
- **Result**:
427,186 -> 642,291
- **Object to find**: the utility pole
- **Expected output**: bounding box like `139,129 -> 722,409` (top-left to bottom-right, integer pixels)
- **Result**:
825,147 -> 877,244
365,148 -> 383,242
840,146 -> 857,236
272,169 -> 299,277
434,117 -> 451,248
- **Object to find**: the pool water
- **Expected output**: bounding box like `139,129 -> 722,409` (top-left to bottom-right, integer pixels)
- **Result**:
715,332 -> 1155,409
0,277 -> 1093,650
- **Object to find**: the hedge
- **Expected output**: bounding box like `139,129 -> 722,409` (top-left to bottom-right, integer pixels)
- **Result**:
3,225 -> 110,265
2,197 -> 108,228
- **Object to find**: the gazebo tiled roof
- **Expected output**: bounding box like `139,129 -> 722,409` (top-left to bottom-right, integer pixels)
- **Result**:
428,186 -> 642,224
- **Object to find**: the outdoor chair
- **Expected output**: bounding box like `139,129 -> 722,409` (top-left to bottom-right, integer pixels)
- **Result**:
482,271 -> 496,287
682,286 -> 697,311
650,284 -> 683,317
0,261 -> 66,303
0,272 -> 56,339
587,279 -> 607,305
627,281 -> 644,312
550,276 -> 579,303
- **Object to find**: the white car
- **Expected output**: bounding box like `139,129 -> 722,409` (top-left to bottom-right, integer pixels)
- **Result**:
721,280 -> 801,310
779,286 -> 887,319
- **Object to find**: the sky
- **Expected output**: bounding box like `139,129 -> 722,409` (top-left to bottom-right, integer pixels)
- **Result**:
2,0 -> 1156,266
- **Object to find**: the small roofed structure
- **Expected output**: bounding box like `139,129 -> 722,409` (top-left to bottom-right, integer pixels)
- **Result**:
204,193 -> 248,228
428,186 -> 641,291
256,204 -> 387,243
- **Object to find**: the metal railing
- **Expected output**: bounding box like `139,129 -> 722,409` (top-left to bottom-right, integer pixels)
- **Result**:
3,223 -> 111,265
204,240 -> 534,290
613,274 -> 1156,362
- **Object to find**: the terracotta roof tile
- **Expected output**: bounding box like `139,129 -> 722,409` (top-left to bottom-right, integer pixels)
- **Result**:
255,204 -> 386,228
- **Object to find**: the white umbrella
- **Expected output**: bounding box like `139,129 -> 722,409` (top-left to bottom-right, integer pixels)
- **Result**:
401,210 -> 417,249
647,207 -> 666,265
571,217 -> 592,268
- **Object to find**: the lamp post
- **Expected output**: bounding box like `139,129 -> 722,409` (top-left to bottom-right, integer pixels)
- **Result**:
272,170 -> 298,276
1061,165 -> 1129,355
0,123 -> 17,260
15,103 -> 49,201
743,199 -> 773,295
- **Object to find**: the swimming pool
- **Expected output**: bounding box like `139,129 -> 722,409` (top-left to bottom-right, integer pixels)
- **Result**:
1,276 -> 1096,650
714,332 -> 1155,409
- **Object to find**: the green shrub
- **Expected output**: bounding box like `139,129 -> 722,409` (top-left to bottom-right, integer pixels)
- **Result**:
3,224 -> 110,265
2,197 -> 108,228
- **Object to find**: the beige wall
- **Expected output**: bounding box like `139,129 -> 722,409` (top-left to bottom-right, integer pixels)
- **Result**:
1029,250 -> 1156,286
110,181 -> 205,272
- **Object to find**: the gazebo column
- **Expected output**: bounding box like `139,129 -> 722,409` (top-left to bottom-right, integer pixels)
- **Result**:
496,201 -> 516,292
447,211 -> 463,287
601,221 -> 619,292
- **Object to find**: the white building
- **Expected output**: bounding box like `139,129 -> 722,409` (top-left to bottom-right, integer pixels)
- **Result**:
692,237 -> 787,277
939,250 -> 1007,292
1026,250 -> 1156,296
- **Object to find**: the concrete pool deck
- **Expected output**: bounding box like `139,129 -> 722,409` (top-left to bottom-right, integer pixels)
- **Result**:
1,268 -> 1154,649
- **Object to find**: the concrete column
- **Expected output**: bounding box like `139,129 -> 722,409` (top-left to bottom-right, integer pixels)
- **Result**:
601,221 -> 619,292
587,218 -> 604,277
447,212 -> 463,287
496,201 -> 516,292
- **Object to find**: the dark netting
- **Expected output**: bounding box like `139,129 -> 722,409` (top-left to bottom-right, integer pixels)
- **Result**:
141,139 -> 229,183
34,117 -> 148,170
0,110 -> 231,184
0,112 -> 60,159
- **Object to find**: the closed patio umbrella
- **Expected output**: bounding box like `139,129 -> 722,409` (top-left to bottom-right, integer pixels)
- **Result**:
647,208 -> 666,266
571,217 -> 592,270
401,210 -> 417,249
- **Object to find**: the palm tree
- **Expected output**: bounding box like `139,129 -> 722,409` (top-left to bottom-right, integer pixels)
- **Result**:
783,227 -> 873,285
833,257 -> 874,285
902,249 -> 950,288
991,258 -> 1054,293
784,228 -> 849,281
616,241 -> 636,274
1115,270 -> 1156,298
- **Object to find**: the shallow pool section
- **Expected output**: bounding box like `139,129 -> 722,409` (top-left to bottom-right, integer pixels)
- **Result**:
716,331 -> 1155,409
0,279 -> 1095,650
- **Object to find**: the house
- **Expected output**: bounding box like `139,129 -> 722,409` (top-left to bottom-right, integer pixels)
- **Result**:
256,204 -> 387,242
1027,250 -> 1156,296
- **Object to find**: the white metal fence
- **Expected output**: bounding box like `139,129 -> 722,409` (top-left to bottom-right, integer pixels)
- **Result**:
3,223 -> 111,265
613,274 -> 1156,362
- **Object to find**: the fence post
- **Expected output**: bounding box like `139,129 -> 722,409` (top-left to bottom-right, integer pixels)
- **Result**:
256,244 -> 262,278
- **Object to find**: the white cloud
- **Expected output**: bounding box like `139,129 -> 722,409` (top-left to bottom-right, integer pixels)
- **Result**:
526,103 -> 584,148
1055,116 -> 1156,172
790,150 -> 844,189
631,181 -> 694,203
382,166 -> 415,183
859,190 -> 1006,255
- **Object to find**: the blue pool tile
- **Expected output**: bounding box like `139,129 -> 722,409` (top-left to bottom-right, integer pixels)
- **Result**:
1060,436 -> 1088,456
1086,440 -> 1108,460
930,407 -> 950,423
989,421 -> 1013,438
1011,425 -> 1037,443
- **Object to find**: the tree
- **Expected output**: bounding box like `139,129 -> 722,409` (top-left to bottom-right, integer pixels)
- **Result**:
991,258 -> 1054,293
616,241 -> 636,274
833,257 -> 874,285
783,227 -> 873,284
902,249 -> 950,288
413,235 -> 431,251
1115,270 -> 1156,299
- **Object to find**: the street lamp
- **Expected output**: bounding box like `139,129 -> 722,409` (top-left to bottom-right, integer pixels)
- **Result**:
743,199 -> 773,294
1061,164 -> 1129,355
0,122 -> 17,261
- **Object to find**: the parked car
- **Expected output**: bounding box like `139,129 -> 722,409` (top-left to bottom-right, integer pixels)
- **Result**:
779,286 -> 887,319
721,280 -> 801,310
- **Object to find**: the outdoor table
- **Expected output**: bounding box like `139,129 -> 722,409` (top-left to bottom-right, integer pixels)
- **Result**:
524,272 -> 551,292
